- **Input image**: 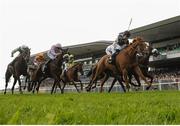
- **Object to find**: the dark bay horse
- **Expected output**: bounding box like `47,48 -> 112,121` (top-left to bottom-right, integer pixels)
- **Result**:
30,50 -> 67,94
86,37 -> 152,91
4,48 -> 30,94
60,62 -> 84,93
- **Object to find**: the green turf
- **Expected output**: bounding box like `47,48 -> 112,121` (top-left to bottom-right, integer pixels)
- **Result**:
0,91 -> 180,124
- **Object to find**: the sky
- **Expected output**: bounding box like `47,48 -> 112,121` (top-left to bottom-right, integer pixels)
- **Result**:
0,0 -> 179,90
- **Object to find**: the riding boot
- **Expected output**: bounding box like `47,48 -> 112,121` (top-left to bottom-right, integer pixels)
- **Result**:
111,50 -> 120,65
111,53 -> 116,64
42,59 -> 51,74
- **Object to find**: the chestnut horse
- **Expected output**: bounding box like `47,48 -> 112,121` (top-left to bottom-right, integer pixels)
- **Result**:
60,62 -> 84,93
108,44 -> 160,92
86,37 -> 152,91
4,48 -> 30,94
86,62 -> 126,92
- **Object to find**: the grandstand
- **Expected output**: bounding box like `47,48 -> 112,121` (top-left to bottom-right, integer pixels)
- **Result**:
27,15 -> 180,92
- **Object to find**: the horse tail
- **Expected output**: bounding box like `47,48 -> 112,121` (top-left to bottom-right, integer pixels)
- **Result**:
86,65 -> 97,77
86,69 -> 92,77
5,65 -> 13,84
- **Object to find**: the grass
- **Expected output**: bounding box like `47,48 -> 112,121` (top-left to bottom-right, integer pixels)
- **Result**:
0,91 -> 180,124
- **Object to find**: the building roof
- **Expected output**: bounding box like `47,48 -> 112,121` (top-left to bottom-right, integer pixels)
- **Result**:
129,15 -> 180,43
63,40 -> 113,56
31,40 -> 113,57
31,16 -> 180,58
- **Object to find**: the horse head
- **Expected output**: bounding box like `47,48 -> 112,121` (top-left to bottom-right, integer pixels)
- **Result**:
127,36 -> 147,57
54,53 -> 64,66
69,62 -> 84,76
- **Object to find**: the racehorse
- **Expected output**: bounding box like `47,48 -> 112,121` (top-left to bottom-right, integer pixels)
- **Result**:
30,49 -> 68,94
86,37 -> 152,91
4,48 -> 30,94
86,62 -> 126,92
108,43 -> 160,92
60,62 -> 84,93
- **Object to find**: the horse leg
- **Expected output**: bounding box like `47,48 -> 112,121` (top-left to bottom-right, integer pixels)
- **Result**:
17,77 -> 23,94
72,81 -> 80,93
36,81 -> 41,94
4,82 -> 8,95
91,82 -> 97,89
122,69 -> 130,91
133,72 -> 141,87
24,77 -> 27,90
133,66 -> 152,90
4,68 -> 12,94
27,80 -> 32,92
32,82 -> 37,94
128,72 -> 140,87
108,78 -> 117,93
51,80 -> 57,94
117,77 -> 126,92
11,78 -> 17,94
54,82 -> 58,93
79,80 -> 83,91
57,80 -> 62,94
92,74 -> 103,89
60,79 -> 66,94
144,73 -> 153,84
86,67 -> 104,92
36,77 -> 46,93
100,74 -> 109,93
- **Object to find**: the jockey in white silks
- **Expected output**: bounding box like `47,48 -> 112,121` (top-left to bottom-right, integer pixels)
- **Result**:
106,31 -> 131,64
42,43 -> 63,73
47,43 -> 63,60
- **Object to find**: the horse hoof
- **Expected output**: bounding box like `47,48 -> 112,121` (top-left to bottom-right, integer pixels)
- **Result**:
4,92 -> 6,95
86,88 -> 90,92
146,86 -> 150,90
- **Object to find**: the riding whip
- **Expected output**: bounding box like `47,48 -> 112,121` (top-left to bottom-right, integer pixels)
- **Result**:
127,18 -> 132,31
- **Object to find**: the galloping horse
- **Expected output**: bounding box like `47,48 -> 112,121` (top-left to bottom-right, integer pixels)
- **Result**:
60,62 -> 84,93
86,62 -> 126,92
30,49 -> 67,94
108,43 -> 160,92
86,37 -> 152,91
4,48 -> 30,94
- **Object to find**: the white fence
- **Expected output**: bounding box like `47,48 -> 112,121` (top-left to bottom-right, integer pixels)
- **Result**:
38,80 -> 180,93
2,80 -> 180,93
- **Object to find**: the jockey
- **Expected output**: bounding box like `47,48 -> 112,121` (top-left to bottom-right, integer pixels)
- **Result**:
68,54 -> 75,68
106,30 -> 131,64
11,45 -> 29,57
47,43 -> 63,60
42,43 -> 63,73
27,53 -> 45,78
33,53 -> 45,67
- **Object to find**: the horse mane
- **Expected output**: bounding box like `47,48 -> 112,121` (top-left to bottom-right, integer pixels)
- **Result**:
132,36 -> 144,43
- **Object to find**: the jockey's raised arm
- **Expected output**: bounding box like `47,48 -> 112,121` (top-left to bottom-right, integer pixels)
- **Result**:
11,45 -> 29,57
